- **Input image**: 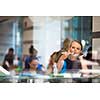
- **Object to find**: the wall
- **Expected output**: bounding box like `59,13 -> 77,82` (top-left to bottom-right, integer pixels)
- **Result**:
0,17 -> 23,65
22,17 -> 33,55
92,16 -> 100,70
93,16 -> 100,32
0,20 -> 15,64
33,17 -> 61,66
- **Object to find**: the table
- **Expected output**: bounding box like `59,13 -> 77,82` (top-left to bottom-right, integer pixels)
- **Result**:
0,71 -> 100,83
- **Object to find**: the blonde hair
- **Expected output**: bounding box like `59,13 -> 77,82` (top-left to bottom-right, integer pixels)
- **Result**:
62,38 -> 72,51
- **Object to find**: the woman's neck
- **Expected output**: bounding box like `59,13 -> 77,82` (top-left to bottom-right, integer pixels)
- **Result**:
30,67 -> 37,72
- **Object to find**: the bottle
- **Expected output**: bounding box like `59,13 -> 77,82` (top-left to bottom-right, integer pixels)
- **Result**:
53,63 -> 58,75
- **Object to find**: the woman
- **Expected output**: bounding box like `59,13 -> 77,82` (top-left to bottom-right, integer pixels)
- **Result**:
57,40 -> 88,73
28,56 -> 45,74
46,38 -> 72,74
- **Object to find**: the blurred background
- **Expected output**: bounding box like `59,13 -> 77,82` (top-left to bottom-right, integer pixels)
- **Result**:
0,16 -> 99,68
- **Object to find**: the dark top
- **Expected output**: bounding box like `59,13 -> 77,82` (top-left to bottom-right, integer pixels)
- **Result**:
64,58 -> 82,71
25,56 -> 32,70
2,54 -> 14,71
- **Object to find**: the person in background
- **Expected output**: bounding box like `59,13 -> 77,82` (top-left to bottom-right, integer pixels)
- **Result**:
29,45 -> 38,57
28,56 -> 46,74
2,48 -> 15,71
24,45 -> 38,70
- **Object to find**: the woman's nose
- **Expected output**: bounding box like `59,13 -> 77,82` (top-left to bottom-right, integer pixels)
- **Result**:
73,48 -> 77,53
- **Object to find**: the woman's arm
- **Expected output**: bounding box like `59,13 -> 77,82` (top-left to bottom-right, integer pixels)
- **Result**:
45,65 -> 53,75
57,51 -> 70,72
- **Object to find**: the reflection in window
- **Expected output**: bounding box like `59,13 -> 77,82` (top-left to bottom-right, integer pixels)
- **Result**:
62,16 -> 92,47
16,31 -> 20,46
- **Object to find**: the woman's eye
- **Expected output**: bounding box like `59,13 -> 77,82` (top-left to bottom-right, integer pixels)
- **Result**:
77,48 -> 80,50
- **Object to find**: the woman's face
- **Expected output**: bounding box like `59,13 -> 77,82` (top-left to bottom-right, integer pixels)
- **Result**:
69,41 -> 82,55
30,59 -> 38,70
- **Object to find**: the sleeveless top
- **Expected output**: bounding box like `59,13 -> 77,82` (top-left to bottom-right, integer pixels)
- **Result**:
59,61 -> 67,73
64,58 -> 82,71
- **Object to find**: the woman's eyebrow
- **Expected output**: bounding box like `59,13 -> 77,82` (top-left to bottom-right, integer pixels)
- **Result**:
77,48 -> 80,50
